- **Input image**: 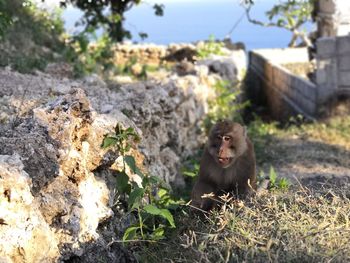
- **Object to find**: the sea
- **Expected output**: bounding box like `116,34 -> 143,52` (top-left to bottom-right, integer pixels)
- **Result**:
61,0 -> 315,51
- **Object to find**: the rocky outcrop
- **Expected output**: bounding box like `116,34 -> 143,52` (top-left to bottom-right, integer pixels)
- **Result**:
0,89 -> 130,261
0,45 -> 245,261
0,154 -> 59,263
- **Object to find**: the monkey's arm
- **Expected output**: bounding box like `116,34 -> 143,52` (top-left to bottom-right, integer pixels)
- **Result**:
191,179 -> 217,211
236,144 -> 257,197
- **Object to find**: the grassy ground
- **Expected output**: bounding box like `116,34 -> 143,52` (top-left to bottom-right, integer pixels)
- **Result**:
129,115 -> 350,263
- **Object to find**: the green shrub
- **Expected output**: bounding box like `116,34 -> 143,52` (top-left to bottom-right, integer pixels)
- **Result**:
197,34 -> 226,59
101,123 -> 182,242
203,79 -> 249,133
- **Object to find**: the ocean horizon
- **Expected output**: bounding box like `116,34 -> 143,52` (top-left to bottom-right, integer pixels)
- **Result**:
62,0 -> 315,51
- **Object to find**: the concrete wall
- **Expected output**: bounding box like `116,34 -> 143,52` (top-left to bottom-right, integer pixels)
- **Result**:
316,34 -> 350,103
248,48 -> 317,120
248,35 -> 350,120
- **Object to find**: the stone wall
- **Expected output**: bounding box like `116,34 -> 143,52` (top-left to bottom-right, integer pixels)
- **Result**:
316,34 -> 350,103
112,43 -> 177,65
248,48 -> 317,119
315,0 -> 350,37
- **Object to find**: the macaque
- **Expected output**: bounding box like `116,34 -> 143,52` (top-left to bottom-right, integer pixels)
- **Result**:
191,120 -> 257,211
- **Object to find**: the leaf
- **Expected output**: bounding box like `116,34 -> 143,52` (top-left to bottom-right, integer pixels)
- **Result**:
160,209 -> 175,227
128,187 -> 144,209
158,188 -> 168,199
151,226 -> 165,240
182,171 -> 197,177
123,155 -> 144,177
143,204 -> 162,215
124,155 -> 136,173
116,171 -> 131,194
123,226 -> 139,241
143,205 -> 175,227
278,178 -> 290,190
269,166 -> 277,186
153,4 -> 164,16
101,136 -> 117,149
139,32 -> 148,40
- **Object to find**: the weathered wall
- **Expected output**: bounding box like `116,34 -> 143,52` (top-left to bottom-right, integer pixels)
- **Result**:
248,48 -> 317,119
316,34 -> 350,103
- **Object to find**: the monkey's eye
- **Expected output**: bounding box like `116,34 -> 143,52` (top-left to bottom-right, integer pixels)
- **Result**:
223,136 -> 231,141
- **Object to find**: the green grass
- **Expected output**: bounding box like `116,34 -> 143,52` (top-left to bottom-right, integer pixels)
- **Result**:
127,115 -> 350,262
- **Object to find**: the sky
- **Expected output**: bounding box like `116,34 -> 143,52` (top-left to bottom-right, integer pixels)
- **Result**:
34,0 -> 314,50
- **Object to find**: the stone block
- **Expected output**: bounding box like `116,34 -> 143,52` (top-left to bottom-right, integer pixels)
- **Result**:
317,83 -> 337,103
338,86 -> 350,95
316,37 -> 336,58
338,55 -> 350,70
316,68 -> 328,85
337,35 -> 350,54
301,96 -> 317,116
338,70 -> 350,86
293,76 -> 317,102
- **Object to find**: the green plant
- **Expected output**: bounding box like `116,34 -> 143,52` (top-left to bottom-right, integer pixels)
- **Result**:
101,123 -> 178,242
63,33 -> 115,77
0,0 -> 12,39
265,166 -> 290,191
197,34 -> 226,59
203,79 -> 249,133
0,0 -> 66,73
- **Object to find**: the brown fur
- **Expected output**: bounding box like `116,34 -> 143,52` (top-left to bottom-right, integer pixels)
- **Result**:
191,120 -> 257,211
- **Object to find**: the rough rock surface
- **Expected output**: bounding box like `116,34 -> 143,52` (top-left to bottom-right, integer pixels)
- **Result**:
0,154 -> 59,263
0,47 -> 244,261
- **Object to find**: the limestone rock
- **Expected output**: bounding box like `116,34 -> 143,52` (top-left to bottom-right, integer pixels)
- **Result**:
0,154 -> 59,263
198,50 -> 247,82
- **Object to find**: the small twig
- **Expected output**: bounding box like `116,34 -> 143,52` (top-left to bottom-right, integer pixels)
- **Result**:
293,175 -> 308,194
185,201 -> 209,214
107,238 -> 165,246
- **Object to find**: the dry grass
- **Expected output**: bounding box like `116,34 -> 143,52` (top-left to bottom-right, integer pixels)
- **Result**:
133,183 -> 350,263
130,115 -> 350,263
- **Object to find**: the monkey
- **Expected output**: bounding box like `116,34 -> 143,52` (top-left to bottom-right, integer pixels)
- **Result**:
191,120 -> 257,211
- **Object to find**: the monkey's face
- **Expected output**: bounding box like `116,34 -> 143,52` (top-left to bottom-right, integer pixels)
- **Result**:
208,120 -> 247,169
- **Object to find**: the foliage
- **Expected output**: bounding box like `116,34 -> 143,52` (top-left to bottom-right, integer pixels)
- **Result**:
242,0 -> 315,47
102,123 -> 180,242
0,0 -> 66,73
259,166 -> 290,191
246,116 -> 279,164
63,32 -> 116,77
203,79 -> 249,133
60,0 -> 164,42
0,0 -> 12,39
197,34 -> 226,59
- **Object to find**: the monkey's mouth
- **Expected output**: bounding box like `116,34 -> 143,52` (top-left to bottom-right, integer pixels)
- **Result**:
218,157 -> 232,166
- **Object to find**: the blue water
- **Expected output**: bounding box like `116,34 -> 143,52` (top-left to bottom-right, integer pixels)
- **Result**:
63,0 -> 314,51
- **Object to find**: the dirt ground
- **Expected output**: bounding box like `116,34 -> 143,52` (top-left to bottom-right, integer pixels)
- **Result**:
254,115 -> 350,187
